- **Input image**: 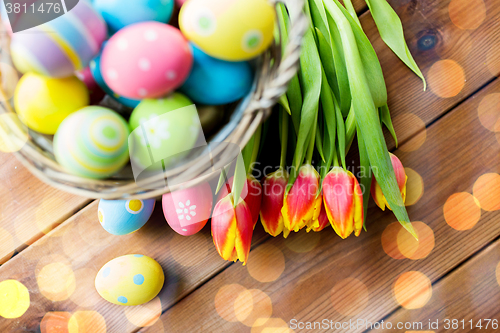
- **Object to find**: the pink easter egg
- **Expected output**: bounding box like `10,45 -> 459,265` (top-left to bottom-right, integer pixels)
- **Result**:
101,22 -> 193,99
162,182 -> 213,236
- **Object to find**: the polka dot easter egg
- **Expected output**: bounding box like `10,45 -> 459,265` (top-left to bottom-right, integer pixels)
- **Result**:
53,106 -> 130,179
93,0 -> 174,33
95,254 -> 164,306
14,73 -> 89,135
101,22 -> 193,99
98,199 -> 156,235
90,52 -> 141,108
179,0 -> 275,61
10,0 -> 107,78
181,44 -> 254,105
162,181 -> 213,236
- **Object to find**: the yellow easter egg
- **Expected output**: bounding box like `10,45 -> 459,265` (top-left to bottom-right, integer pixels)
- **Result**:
95,254 -> 164,306
14,73 -> 89,135
179,0 -> 275,61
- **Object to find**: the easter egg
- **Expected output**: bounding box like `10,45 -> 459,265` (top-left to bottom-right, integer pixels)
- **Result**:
101,22 -> 193,99
53,106 -> 130,179
162,181 -> 213,236
128,93 -> 201,173
90,52 -> 141,108
10,0 -> 107,77
76,67 -> 106,105
14,73 -> 89,135
181,45 -> 253,105
98,199 -> 156,235
179,0 -> 275,61
93,0 -> 175,33
95,254 -> 164,306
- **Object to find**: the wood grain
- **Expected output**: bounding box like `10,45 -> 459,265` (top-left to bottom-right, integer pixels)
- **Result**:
0,153 -> 89,264
155,73 -> 500,332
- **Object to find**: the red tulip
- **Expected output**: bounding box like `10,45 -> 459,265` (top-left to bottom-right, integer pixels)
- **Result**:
260,168 -> 288,236
211,195 -> 253,265
371,153 -> 407,211
281,164 -> 322,237
322,167 -> 363,239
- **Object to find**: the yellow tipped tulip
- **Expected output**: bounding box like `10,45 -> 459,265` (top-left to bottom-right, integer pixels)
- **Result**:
260,168 -> 288,237
371,153 -> 407,211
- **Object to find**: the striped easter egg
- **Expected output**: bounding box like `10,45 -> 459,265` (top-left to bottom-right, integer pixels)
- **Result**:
10,1 -> 107,78
54,106 -> 130,179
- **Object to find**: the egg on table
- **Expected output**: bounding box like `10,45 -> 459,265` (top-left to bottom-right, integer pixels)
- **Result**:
14,73 -> 89,134
179,0 -> 275,61
180,44 -> 253,105
101,22 -> 193,99
10,0 -> 107,77
128,93 -> 201,174
98,199 -> 156,235
90,52 -> 141,108
92,0 -> 175,33
162,181 -> 213,236
53,106 -> 130,179
95,254 -> 164,306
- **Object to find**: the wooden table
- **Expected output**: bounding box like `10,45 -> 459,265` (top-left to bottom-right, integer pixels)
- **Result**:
1,0 -> 500,331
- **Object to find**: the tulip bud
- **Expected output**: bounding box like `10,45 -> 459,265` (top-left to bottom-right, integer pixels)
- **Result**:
371,153 -> 407,211
212,195 -> 254,265
218,175 -> 262,228
306,198 -> 329,232
260,168 -> 288,236
282,164 -> 322,237
322,167 -> 363,239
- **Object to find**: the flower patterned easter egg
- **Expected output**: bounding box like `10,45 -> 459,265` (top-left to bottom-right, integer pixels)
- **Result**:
14,73 -> 89,135
95,254 -> 164,306
162,181 -> 213,236
180,44 -> 254,105
128,93 -> 201,173
10,0 -> 107,77
53,106 -> 130,179
179,0 -> 275,61
98,199 -> 156,235
101,22 -> 193,99
93,0 -> 175,33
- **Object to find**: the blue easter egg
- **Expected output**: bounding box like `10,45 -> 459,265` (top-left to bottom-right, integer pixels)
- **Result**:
180,45 -> 254,105
90,52 -> 141,108
92,0 -> 174,33
98,199 -> 156,235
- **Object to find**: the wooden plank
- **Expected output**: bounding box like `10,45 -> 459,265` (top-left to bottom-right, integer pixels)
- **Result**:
155,71 -> 500,332
0,199 -> 270,332
381,237 -> 500,332
0,152 -> 89,264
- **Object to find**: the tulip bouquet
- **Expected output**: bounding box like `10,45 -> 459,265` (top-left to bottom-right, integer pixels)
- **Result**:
210,0 -> 425,264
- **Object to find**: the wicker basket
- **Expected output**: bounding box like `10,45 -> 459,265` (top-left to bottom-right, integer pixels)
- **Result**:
0,0 -> 307,200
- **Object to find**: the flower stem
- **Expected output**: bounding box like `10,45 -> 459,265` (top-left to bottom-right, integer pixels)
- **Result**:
280,108 -> 289,169
305,118 -> 317,165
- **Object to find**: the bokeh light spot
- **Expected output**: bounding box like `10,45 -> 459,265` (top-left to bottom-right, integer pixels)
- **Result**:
478,93 -> 500,132
473,173 -> 500,211
284,229 -> 320,253
235,289 -> 272,327
397,222 -> 435,260
215,284 -> 248,322
449,0 -> 486,30
68,311 -> 106,333
428,59 -> 465,98
0,113 -> 29,153
40,312 -> 71,333
70,268 -> 101,308
382,222 -> 405,259
331,278 -> 369,316
37,262 -> 76,302
0,227 -> 14,264
393,271 -> 432,309
124,297 -> 162,327
170,233 -> 208,267
444,192 -> 481,230
251,318 -> 293,333
398,113 -> 427,152
405,168 -> 424,206
0,280 -> 30,319
247,244 -> 285,283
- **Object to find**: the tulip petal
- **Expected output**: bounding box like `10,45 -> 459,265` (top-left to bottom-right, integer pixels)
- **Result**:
371,153 -> 407,211
260,169 -> 288,237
